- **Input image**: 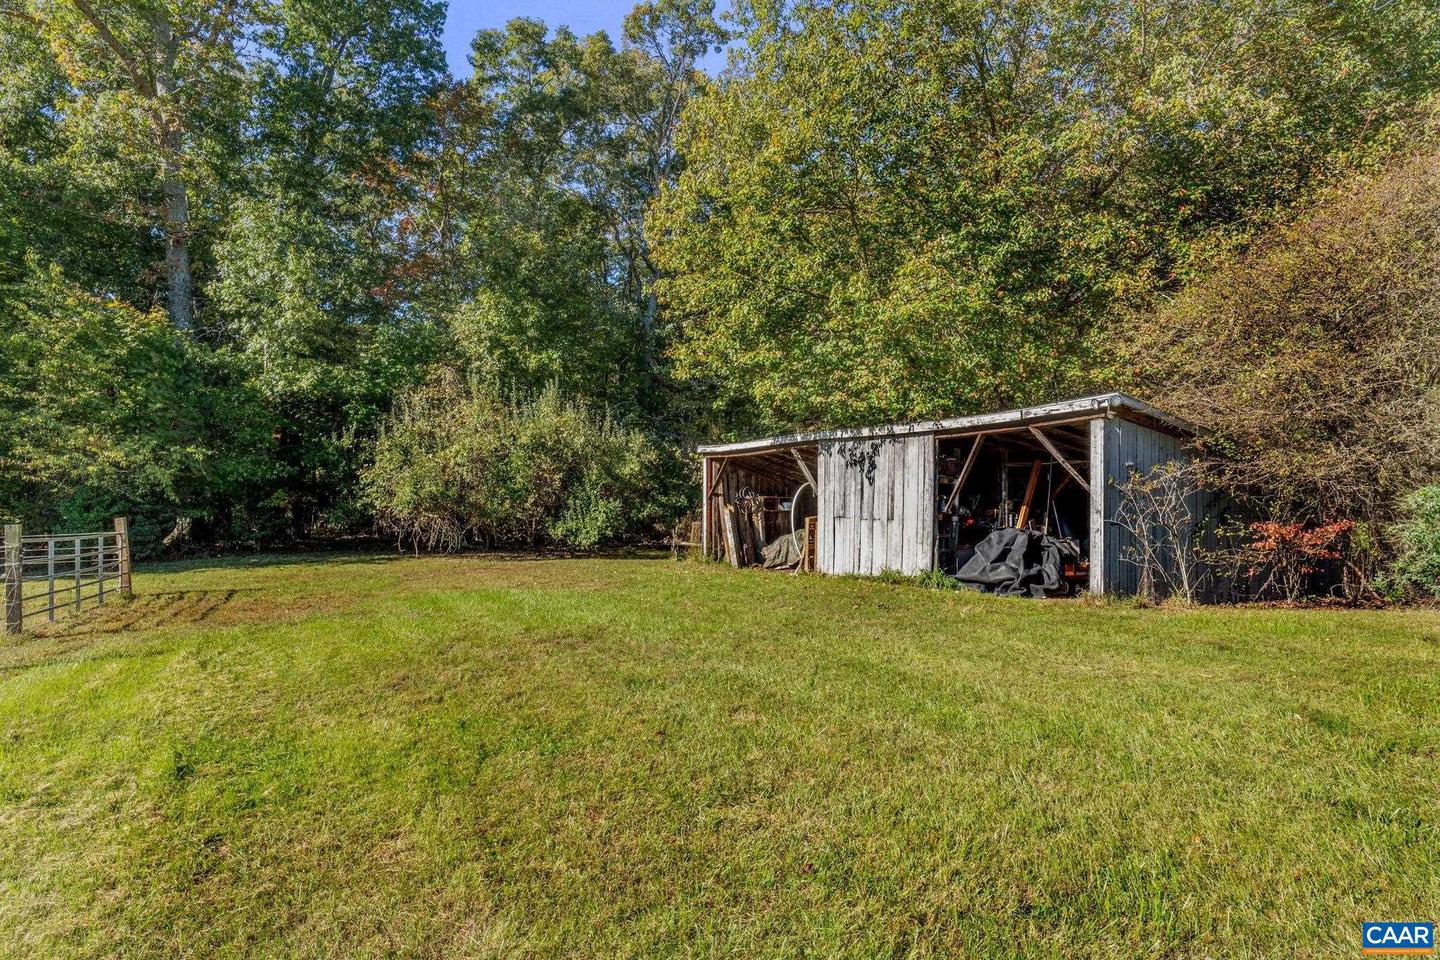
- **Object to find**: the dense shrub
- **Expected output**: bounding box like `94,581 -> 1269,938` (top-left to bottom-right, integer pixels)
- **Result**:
362,370 -> 687,550
1121,130 -> 1440,588
1386,487 -> 1440,600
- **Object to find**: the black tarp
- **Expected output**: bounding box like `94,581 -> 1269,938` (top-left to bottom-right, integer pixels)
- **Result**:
953,528 -> 1081,597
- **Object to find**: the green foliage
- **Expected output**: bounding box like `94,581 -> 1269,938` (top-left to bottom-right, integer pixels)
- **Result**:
362,371 -> 687,550
3,0 -> 1440,570
0,261 -> 276,553
1386,487 -> 1440,600
652,0 -> 1440,432
407,8 -> 724,414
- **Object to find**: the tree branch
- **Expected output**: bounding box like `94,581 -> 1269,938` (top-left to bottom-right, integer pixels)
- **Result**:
67,0 -> 156,97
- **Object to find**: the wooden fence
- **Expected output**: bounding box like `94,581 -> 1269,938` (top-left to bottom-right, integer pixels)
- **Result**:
3,518 -> 132,635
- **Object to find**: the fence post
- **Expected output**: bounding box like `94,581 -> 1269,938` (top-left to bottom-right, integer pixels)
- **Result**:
73,535 -> 81,611
4,523 -> 20,635
46,538 -> 55,622
114,517 -> 132,597
97,534 -> 106,606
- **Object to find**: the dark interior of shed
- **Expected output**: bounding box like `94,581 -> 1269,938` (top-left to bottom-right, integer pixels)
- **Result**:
706,446 -> 819,570
936,425 -> 1091,589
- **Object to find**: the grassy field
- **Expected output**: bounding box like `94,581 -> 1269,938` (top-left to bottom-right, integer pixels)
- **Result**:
1,552 -> 1437,958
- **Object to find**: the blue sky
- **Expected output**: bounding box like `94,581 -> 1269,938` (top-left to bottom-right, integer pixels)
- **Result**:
441,0 -> 730,76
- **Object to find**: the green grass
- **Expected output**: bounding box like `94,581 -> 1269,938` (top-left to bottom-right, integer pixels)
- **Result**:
1,552 -> 1437,958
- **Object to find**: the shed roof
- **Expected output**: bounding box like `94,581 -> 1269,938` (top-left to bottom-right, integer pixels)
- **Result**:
696,392 -> 1194,455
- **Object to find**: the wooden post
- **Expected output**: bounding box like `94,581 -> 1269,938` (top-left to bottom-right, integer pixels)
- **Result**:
114,517 -> 132,597
46,539 -> 55,622
1089,416 -> 1109,596
1016,460 -> 1043,529
700,458 -> 711,560
4,523 -> 21,635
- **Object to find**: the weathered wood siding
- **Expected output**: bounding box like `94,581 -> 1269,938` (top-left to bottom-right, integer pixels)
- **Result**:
1090,416 -> 1210,596
817,436 -> 935,576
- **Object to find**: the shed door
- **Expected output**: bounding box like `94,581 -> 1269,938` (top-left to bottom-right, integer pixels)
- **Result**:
817,436 -> 935,576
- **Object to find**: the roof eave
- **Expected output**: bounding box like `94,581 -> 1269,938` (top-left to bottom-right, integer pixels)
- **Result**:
696,392 -> 1196,456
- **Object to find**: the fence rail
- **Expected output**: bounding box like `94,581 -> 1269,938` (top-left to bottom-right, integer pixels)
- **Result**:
3,518 -> 132,634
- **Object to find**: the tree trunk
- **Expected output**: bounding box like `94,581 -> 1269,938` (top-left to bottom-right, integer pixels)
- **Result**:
161,160 -> 194,331
153,14 -> 193,332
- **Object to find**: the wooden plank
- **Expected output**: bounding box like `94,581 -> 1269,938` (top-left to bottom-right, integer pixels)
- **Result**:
871,442 -> 889,574
46,538 -> 55,621
72,536 -> 82,611
856,445 -> 869,574
700,458 -> 711,559
1088,417 -> 1108,595
790,448 -> 816,488
850,454 -> 859,574
883,439 -> 899,572
896,438 -> 913,574
881,443 -> 892,569
722,505 -> 743,568
900,439 -> 913,568
820,442 -> 841,574
835,443 -> 850,574
705,457 -> 729,497
829,447 -> 841,573
858,445 -> 872,574
912,435 -> 927,572
816,448 -> 829,572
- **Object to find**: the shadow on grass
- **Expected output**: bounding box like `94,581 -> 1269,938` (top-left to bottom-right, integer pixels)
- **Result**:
11,589 -> 264,641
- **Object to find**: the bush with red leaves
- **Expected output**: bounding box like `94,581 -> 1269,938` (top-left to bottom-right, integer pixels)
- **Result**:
1245,520 -> 1355,602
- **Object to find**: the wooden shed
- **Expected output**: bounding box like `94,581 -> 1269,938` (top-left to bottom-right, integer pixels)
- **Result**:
697,393 -> 1204,597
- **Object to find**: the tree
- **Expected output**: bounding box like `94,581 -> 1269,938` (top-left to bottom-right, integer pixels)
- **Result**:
17,0 -> 264,330
1,0 -> 448,543
403,6 -> 724,413
207,0 -> 446,534
0,259 -> 276,550
650,0 -> 1440,434
618,0 -> 728,347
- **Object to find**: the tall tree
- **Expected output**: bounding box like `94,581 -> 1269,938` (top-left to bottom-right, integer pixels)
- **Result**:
208,0 -> 446,534
618,0 -> 728,348
19,0 -> 262,330
405,4 -> 725,411
1,0 -> 447,544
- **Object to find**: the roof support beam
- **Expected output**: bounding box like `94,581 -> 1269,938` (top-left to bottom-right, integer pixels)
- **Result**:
705,457 -> 730,498
790,448 -> 816,489
943,435 -> 985,513
1028,426 -> 1090,494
